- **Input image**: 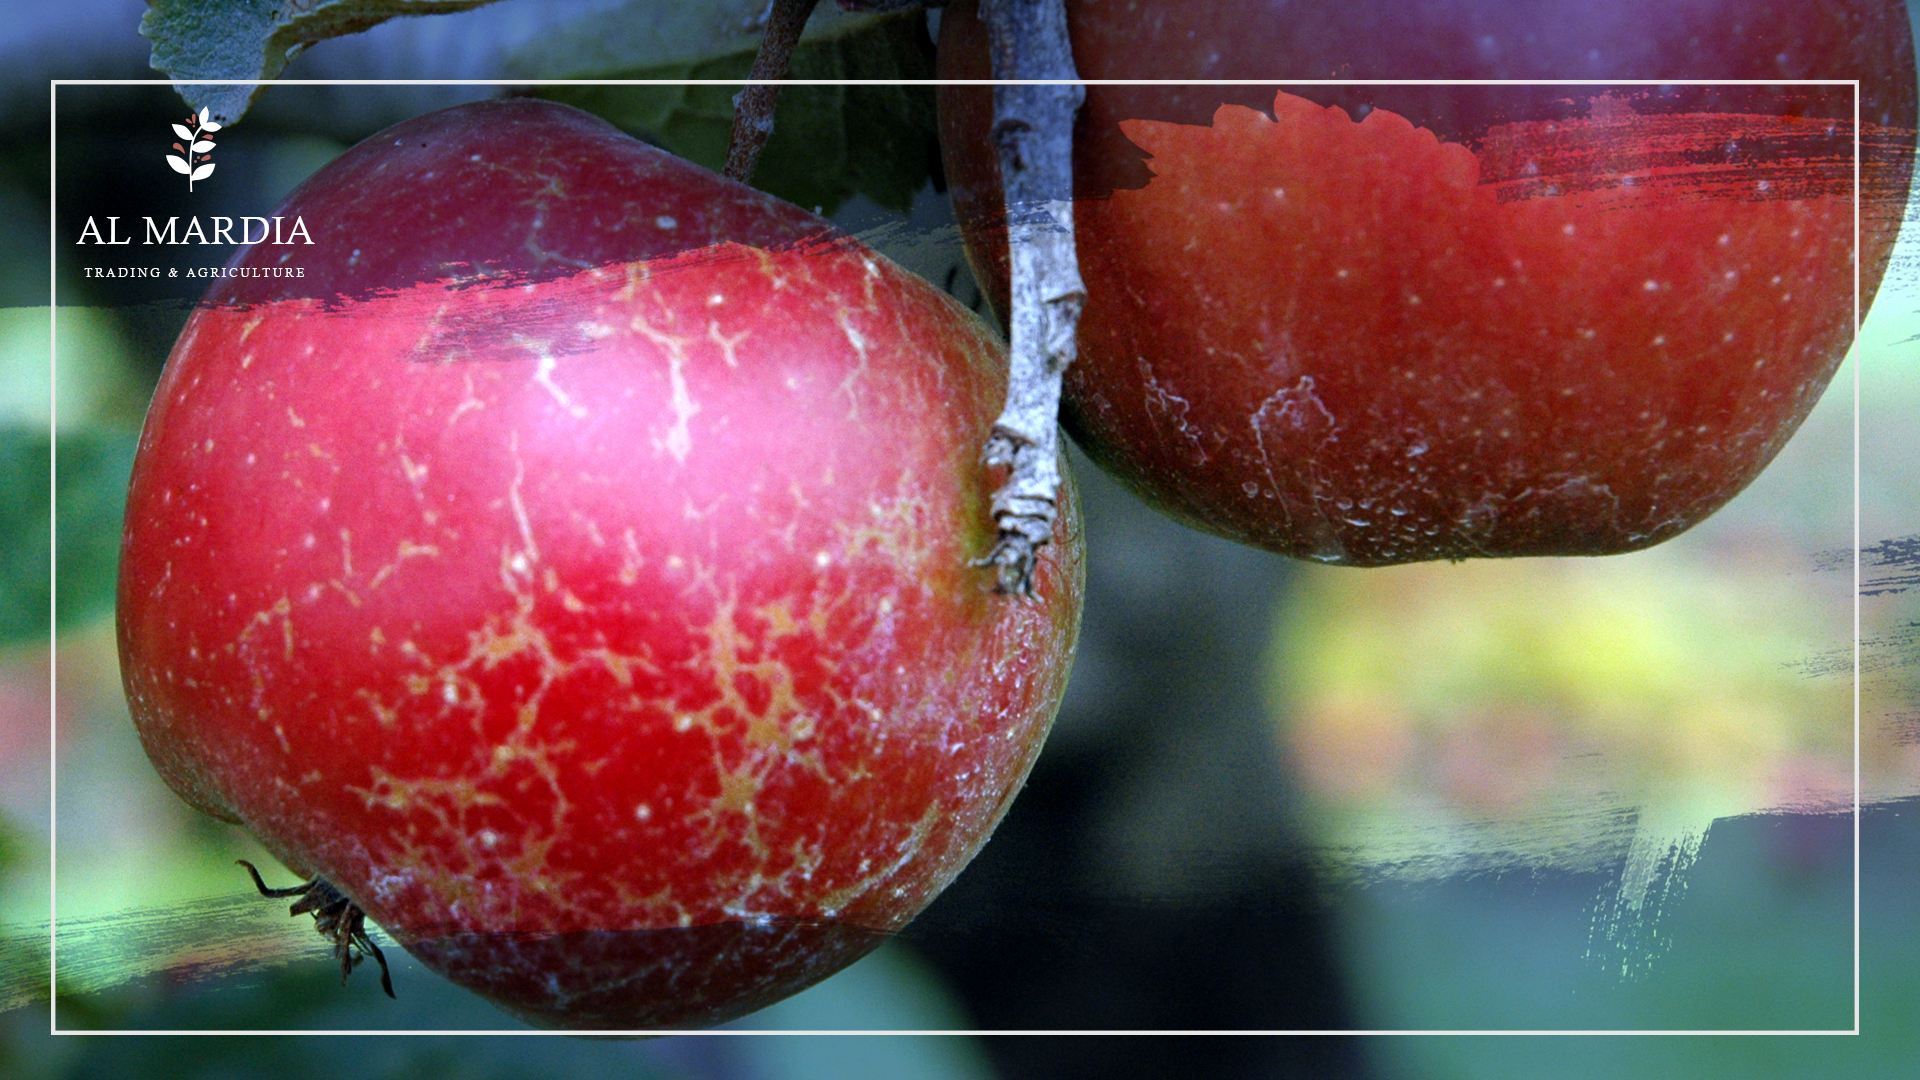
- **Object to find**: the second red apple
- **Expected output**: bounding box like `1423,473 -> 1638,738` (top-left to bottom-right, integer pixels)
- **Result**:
938,0 -> 1916,563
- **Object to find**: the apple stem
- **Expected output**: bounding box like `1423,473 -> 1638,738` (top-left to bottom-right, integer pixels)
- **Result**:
972,0 -> 1086,595
725,0 -> 825,185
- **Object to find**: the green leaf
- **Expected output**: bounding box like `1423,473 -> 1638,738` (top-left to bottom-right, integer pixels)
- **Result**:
0,426 -> 140,643
535,11 -> 940,216
141,0 -> 509,125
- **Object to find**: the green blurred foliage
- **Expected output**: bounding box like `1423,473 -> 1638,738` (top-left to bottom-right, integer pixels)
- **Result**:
1356,802 -> 1920,1075
0,427 -> 138,644
51,430 -> 139,633
0,430 -> 51,642
536,11 -> 941,217
1343,815 -> 1852,1030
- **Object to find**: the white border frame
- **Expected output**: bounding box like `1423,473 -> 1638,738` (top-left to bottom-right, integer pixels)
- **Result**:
46,75 -> 1867,1037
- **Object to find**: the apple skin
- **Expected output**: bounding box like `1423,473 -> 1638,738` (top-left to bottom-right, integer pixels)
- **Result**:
938,0 -> 1916,563
116,100 -> 1083,1029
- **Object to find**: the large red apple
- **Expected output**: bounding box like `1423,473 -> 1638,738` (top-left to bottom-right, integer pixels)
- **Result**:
116,99 -> 1082,1029
938,0 -> 1916,563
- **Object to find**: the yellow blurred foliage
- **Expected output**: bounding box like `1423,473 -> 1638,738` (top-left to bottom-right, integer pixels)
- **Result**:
1269,546 -> 1855,873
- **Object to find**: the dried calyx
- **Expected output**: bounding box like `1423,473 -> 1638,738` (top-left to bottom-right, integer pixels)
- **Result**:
238,860 -> 396,998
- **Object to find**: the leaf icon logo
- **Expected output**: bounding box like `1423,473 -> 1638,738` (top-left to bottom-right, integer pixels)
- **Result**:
167,106 -> 221,191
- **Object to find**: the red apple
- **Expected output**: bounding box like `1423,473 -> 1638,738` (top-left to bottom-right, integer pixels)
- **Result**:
116,99 -> 1083,1029
938,0 -> 1916,563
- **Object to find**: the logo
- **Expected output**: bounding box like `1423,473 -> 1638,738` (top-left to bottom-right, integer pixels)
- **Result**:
167,107 -> 221,191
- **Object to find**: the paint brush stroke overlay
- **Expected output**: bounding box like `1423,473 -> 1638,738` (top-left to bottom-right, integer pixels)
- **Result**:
1814,535 -> 1920,596
4,895 -> 336,1013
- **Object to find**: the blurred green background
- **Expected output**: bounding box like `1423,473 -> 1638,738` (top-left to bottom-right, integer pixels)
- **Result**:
5,2 -> 1920,1078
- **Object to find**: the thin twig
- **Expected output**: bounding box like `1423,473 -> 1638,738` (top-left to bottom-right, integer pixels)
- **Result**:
725,0 -> 825,184
971,0 -> 1085,595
